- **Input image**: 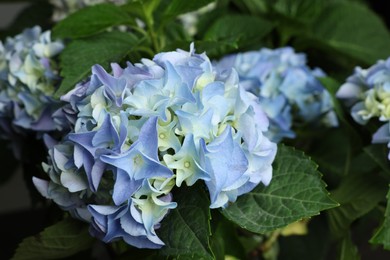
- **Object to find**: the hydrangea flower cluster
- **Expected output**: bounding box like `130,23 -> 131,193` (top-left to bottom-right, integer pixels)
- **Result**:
0,26 -> 64,157
33,45 -> 277,248
215,47 -> 338,142
337,57 -> 390,159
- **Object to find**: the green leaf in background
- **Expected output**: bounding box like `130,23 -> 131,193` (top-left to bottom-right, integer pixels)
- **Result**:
204,15 -> 274,50
309,2 -> 390,65
55,31 -> 139,97
12,218 -> 94,260
52,3 -> 132,39
157,184 -> 214,259
163,0 -> 214,18
223,145 -> 338,234
327,171 -> 388,238
364,144 -> 390,178
371,186 -> 390,250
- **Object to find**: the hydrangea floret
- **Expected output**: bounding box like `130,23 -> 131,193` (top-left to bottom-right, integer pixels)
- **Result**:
33,44 -> 277,248
337,57 -> 390,159
0,26 -> 64,157
215,47 -> 338,142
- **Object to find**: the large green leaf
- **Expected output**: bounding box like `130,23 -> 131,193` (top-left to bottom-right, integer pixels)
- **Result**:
52,3 -> 133,39
327,171 -> 388,238
12,219 -> 94,260
309,2 -> 390,64
223,145 -> 337,234
371,186 -> 390,250
157,184 -> 214,259
55,31 -> 139,97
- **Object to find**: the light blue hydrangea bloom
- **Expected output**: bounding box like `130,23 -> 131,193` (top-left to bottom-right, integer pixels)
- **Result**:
337,57 -> 390,159
0,26 -> 64,158
34,44 -> 277,248
215,47 -> 338,142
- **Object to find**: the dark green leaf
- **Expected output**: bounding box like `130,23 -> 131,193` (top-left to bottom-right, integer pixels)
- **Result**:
309,2 -> 390,64
371,186 -> 390,250
223,145 -> 338,234
204,15 -> 274,49
157,184 -> 214,260
163,0 -> 214,18
327,171 -> 388,238
12,218 -> 94,260
364,144 -> 390,177
55,31 -> 139,97
53,3 -> 132,39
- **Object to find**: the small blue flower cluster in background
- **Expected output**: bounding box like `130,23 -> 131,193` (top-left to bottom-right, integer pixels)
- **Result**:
0,26 -> 64,158
337,57 -> 390,159
215,47 -> 338,142
33,45 -> 277,248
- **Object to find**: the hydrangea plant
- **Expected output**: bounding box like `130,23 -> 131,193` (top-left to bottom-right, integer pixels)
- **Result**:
33,45 -> 277,248
215,47 -> 338,142
337,57 -> 390,158
0,26 -> 64,158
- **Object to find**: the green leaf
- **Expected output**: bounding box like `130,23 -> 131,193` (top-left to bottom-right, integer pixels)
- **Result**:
12,218 -> 94,260
371,185 -> 390,250
53,3 -> 133,39
364,144 -> 390,178
309,2 -> 390,64
157,184 -> 214,259
327,171 -> 388,238
223,145 -> 337,234
55,31 -> 139,97
163,0 -> 214,18
204,15 -> 274,49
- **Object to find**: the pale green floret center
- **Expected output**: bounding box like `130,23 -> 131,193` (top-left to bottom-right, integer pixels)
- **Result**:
159,133 -> 166,139
134,154 -> 143,167
360,86 -> 390,120
184,161 -> 191,168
